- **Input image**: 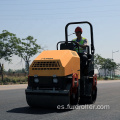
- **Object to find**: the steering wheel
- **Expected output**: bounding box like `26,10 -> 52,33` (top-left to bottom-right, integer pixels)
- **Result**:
72,41 -> 80,52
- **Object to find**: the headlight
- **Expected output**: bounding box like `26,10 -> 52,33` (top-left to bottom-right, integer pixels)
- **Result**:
34,78 -> 39,83
53,78 -> 58,83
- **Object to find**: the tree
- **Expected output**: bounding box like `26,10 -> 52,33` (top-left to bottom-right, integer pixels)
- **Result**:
0,30 -> 21,82
100,58 -> 118,78
94,54 -> 105,76
8,69 -> 13,73
0,30 -> 20,62
15,36 -> 42,73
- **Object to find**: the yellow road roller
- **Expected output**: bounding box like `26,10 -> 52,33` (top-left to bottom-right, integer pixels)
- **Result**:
25,21 -> 97,108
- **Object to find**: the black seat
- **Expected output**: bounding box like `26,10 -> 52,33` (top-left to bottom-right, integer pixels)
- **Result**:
60,43 -> 74,50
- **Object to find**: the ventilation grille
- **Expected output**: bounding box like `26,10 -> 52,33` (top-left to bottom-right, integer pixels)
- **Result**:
32,61 -> 60,70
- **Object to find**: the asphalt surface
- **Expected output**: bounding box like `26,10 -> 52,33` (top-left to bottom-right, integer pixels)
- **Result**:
0,81 -> 120,120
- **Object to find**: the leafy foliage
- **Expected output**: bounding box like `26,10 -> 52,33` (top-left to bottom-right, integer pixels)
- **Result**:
15,36 -> 41,62
14,36 -> 42,72
94,54 -> 118,71
94,54 -> 120,78
0,30 -> 42,67
7,68 -> 26,73
0,30 -> 20,62
94,54 -> 105,70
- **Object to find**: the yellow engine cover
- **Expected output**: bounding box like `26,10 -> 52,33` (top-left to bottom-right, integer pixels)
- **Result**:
29,50 -> 80,79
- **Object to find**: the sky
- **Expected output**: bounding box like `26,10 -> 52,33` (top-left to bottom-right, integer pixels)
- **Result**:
0,0 -> 120,71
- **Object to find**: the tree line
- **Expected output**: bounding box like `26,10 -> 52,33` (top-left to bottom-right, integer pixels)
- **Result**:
94,54 -> 120,78
6,68 -> 26,73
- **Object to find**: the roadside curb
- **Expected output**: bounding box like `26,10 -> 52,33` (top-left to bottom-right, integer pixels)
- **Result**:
0,84 -> 27,91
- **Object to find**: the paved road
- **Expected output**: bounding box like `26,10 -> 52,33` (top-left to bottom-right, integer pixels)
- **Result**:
0,81 -> 120,120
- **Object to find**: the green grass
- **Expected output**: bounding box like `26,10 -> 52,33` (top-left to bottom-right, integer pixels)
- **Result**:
0,75 -> 28,85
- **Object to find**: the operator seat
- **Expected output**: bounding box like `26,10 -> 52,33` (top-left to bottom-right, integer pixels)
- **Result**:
60,43 -> 74,51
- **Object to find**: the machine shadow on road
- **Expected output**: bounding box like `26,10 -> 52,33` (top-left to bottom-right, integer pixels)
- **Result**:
7,106 -> 72,115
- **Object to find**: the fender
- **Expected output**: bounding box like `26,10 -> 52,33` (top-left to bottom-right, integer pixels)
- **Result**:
72,73 -> 79,88
70,73 -> 79,95
93,74 -> 97,90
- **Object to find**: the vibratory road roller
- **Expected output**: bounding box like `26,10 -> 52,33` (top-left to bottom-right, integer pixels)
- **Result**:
25,21 -> 97,108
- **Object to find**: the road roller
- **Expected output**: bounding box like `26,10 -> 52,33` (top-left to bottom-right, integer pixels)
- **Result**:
25,21 -> 97,108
